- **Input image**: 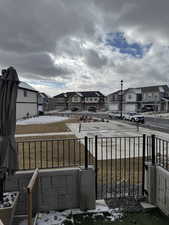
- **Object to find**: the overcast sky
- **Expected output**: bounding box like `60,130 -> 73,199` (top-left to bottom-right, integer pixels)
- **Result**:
1,0 -> 169,96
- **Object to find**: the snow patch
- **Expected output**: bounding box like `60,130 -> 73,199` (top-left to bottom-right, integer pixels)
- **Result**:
16,116 -> 69,125
35,207 -> 123,225
0,192 -> 17,208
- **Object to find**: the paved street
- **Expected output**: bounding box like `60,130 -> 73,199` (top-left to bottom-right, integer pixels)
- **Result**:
48,111 -> 169,134
144,117 -> 169,133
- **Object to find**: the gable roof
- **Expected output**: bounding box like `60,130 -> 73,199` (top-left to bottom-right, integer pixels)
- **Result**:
107,85 -> 169,96
141,85 -> 169,92
54,91 -> 104,98
19,82 -> 38,92
53,92 -> 77,98
79,91 -> 104,97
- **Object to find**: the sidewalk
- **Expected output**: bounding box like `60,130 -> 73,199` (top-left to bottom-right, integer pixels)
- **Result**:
16,132 -> 73,138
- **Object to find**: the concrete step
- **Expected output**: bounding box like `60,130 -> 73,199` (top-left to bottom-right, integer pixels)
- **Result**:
140,202 -> 157,211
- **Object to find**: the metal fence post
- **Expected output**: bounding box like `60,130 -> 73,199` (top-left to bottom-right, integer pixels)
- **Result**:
142,134 -> 146,196
95,135 -> 98,198
85,136 -> 88,169
151,134 -> 155,165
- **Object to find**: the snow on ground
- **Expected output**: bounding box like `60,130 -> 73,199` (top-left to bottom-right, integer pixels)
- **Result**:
0,192 -> 18,208
16,116 -> 69,125
34,200 -> 122,225
67,120 -> 169,160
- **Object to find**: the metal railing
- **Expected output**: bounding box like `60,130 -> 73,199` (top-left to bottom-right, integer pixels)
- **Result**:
17,137 -> 94,170
154,136 -> 169,170
17,133 -> 169,201
95,135 -> 145,199
145,135 -> 169,171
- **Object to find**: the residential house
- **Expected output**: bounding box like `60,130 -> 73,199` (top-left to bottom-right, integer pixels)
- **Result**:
141,85 -> 169,112
68,91 -> 105,111
53,92 -> 76,111
106,90 -> 121,111
107,85 -> 169,113
53,91 -> 105,111
16,82 -> 38,119
123,88 -> 142,112
38,92 -> 49,114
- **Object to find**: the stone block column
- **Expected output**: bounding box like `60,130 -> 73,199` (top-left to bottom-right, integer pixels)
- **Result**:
145,162 -> 156,204
79,166 -> 96,210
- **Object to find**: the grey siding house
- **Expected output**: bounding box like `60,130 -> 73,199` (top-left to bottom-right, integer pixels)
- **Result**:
107,85 -> 169,113
16,82 -> 38,119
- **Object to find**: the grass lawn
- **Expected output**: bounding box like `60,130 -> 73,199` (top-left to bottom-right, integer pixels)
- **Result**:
16,117 -> 79,134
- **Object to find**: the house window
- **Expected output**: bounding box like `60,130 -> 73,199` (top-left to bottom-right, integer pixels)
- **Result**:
24,90 -> 27,97
72,96 -> 79,102
128,95 -> 132,100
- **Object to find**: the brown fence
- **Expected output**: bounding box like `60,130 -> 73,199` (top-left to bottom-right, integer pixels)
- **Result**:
27,168 -> 39,225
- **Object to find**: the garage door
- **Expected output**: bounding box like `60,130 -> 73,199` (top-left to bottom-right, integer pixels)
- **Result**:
124,104 -> 136,112
108,104 -> 118,111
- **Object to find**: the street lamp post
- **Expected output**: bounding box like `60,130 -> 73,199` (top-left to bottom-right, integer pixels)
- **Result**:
120,80 -> 123,119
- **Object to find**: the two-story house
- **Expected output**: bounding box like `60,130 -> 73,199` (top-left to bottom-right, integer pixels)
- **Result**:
53,91 -> 105,111
68,91 -> 105,111
53,92 -> 76,111
107,85 -> 169,113
38,92 -> 49,114
141,85 -> 169,112
106,90 -> 121,111
107,88 -> 142,112
17,82 -> 38,119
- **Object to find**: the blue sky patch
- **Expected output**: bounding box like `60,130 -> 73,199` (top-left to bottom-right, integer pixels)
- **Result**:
105,32 -> 152,58
28,80 -> 65,89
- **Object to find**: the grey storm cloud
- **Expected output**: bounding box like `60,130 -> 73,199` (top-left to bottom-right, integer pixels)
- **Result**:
85,49 -> 108,68
0,0 -> 95,54
95,0 -> 169,42
0,0 -> 96,79
0,51 -> 71,78
0,0 -> 169,94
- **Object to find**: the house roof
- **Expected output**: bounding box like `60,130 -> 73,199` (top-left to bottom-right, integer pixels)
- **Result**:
53,92 -> 77,98
54,91 -> 104,98
141,85 -> 169,93
79,91 -> 104,97
19,82 -> 38,92
39,92 -> 49,98
107,85 -> 169,96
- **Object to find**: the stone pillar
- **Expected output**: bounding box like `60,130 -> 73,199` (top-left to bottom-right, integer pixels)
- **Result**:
79,166 -> 96,210
145,162 -> 156,204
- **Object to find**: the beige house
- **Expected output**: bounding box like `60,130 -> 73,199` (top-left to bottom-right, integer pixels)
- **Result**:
53,91 -> 105,111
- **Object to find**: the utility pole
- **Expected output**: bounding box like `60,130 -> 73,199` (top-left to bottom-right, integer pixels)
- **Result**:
120,80 -> 123,119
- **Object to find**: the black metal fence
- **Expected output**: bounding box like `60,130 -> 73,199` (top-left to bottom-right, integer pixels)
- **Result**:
17,137 -> 94,170
95,136 -> 145,199
16,134 -> 169,199
145,134 -> 169,170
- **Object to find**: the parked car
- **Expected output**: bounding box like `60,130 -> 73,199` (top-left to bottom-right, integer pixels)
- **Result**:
124,112 -> 144,123
71,107 -> 79,112
141,105 -> 154,112
108,111 -> 121,119
88,106 -> 96,112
